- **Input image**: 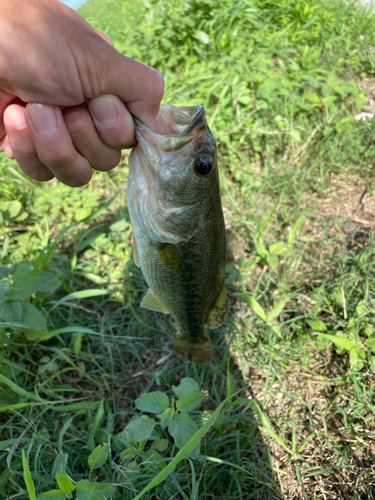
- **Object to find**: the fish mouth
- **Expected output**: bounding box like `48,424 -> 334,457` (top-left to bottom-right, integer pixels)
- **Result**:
131,104 -> 215,190
132,105 -> 209,153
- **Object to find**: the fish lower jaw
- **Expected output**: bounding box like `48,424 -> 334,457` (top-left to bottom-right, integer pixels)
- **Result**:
170,332 -> 213,364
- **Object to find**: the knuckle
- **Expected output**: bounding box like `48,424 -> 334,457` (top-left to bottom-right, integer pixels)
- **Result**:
42,149 -> 75,169
19,163 -> 54,182
15,145 -> 38,163
64,107 -> 91,137
91,151 -> 121,172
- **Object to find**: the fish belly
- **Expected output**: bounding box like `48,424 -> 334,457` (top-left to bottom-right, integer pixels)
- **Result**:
134,215 -> 226,363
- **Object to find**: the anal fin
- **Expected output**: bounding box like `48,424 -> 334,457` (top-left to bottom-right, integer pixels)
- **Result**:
207,284 -> 227,328
141,289 -> 169,314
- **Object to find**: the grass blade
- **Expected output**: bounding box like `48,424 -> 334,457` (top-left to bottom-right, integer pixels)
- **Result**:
22,450 -> 37,500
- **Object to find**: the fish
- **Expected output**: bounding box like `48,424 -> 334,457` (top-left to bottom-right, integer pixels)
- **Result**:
127,104 -> 226,363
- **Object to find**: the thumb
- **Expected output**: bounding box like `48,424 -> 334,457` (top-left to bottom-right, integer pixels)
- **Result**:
94,44 -> 164,129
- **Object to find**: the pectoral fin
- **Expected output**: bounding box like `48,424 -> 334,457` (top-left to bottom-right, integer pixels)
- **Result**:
133,236 -> 140,267
207,284 -> 227,328
141,289 -> 170,314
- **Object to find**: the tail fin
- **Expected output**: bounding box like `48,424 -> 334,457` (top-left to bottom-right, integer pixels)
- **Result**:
170,331 -> 213,364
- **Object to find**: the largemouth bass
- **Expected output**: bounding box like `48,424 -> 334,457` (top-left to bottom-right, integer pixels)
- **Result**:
127,105 -> 226,363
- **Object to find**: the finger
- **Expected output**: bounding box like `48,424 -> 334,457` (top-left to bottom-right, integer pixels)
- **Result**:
103,57 -> 164,128
4,104 -> 54,180
3,135 -> 14,159
88,94 -> 135,149
91,44 -> 164,128
63,104 -> 121,171
93,27 -> 115,47
25,103 -> 92,187
0,133 -> 14,159
0,90 -> 19,139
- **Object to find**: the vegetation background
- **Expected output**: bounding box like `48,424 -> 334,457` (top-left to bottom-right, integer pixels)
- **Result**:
1,0 -> 375,498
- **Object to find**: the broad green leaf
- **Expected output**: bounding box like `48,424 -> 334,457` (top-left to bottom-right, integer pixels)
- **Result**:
356,300 -> 370,316
24,329 -> 50,342
133,397 -> 227,500
142,450 -> 166,472
176,391 -> 206,413
160,407 -> 174,429
22,303 -> 47,331
193,30 -> 211,44
119,447 -> 136,460
88,443 -> 109,470
0,281 -> 10,301
270,323 -> 282,338
316,333 -> 355,351
349,347 -> 366,372
38,490 -> 66,499
135,392 -> 170,414
0,200 -> 22,219
307,319 -> 327,332
122,416 -> 155,443
266,254 -> 279,268
253,235 -> 267,259
365,338 -> 375,351
316,334 -> 330,350
56,474 -> 75,493
0,300 -> 22,323
0,388 -> 19,404
365,324 -> 374,338
168,413 -> 200,456
150,439 -> 169,452
52,453 -> 68,478
0,265 -> 13,278
12,262 -> 33,280
22,450 -> 37,500
234,293 -> 267,321
172,378 -> 199,399
7,271 -> 61,301
75,480 -> 115,500
269,241 -> 284,255
289,129 -> 301,142
335,331 -> 349,354
267,298 -> 288,322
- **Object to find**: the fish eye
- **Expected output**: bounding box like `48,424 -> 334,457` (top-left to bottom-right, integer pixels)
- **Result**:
194,155 -> 213,176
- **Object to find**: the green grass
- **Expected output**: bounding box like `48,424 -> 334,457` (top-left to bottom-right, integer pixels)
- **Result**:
1,0 -> 375,498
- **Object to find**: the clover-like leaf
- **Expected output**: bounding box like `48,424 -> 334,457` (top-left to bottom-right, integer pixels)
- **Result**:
135,392 -> 169,414
122,416 -> 155,443
176,391 -> 206,413
172,378 -> 199,399
75,480 -> 115,500
88,443 -> 109,470
56,474 -> 75,494
168,413 -> 200,456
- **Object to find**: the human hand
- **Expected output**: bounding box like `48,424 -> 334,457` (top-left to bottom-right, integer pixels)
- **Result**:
0,0 -> 164,186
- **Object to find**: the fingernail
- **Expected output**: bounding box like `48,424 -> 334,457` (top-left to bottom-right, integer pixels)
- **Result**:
29,104 -> 58,136
89,96 -> 118,127
7,106 -> 27,131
